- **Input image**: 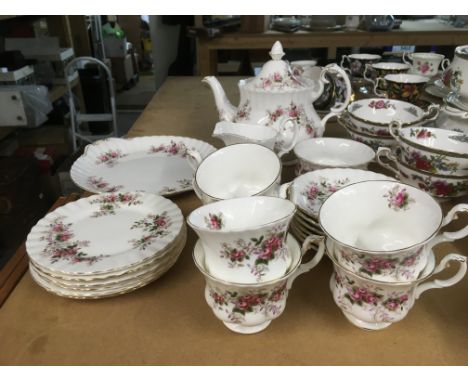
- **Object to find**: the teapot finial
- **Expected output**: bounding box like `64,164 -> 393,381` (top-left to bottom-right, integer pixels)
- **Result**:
269,41 -> 285,61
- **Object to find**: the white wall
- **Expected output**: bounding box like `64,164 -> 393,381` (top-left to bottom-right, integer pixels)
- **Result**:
149,16 -> 180,90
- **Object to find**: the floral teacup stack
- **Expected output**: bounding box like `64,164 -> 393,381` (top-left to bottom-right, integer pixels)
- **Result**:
319,180 -> 468,330
188,196 -> 325,334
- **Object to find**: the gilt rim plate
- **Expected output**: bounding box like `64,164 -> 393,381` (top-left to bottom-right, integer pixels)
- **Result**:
26,192 -> 184,275
70,136 -> 216,196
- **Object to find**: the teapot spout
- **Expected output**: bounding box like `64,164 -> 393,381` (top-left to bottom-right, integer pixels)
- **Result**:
202,76 -> 237,122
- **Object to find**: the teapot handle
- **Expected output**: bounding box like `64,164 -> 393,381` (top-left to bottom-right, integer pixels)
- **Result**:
415,254 -> 467,299
286,235 -> 325,290
318,64 -> 353,136
376,147 -> 401,179
275,117 -> 299,158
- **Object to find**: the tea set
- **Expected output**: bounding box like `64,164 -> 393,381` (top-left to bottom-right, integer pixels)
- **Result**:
184,40 -> 468,334
27,40 -> 468,335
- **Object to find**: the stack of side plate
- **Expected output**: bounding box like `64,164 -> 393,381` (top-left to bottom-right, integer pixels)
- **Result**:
285,168 -> 395,245
26,192 -> 186,299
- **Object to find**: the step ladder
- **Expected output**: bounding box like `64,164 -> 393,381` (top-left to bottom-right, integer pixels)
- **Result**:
65,56 -> 118,151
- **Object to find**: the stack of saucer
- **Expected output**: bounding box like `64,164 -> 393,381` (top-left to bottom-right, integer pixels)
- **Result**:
26,192 -> 185,299
280,168 -> 394,244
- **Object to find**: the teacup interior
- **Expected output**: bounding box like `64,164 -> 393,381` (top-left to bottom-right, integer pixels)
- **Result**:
294,138 -> 374,167
188,196 -> 295,231
319,180 -> 442,252
196,144 -> 280,199
348,98 -> 423,124
385,73 -> 429,84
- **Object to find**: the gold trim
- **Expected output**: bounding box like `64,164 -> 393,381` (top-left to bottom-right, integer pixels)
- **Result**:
347,102 -> 426,127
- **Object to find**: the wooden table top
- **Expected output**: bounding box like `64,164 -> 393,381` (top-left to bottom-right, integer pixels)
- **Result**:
0,76 -> 467,365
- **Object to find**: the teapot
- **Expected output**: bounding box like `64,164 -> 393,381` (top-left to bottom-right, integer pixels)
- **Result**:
203,41 -> 352,142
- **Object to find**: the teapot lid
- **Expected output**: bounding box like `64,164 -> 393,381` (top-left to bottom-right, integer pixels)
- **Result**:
247,41 -> 307,91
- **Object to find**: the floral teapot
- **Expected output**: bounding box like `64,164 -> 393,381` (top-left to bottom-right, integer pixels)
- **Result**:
203,41 -> 352,143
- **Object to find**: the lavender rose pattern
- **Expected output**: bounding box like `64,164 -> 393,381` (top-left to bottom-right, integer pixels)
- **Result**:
266,102 -> 316,137
383,184 -> 414,211
205,213 -> 224,230
256,72 -> 302,90
302,177 -> 351,211
333,271 -> 411,324
233,100 -> 252,122
208,283 -> 287,324
129,211 -> 172,251
87,176 -> 124,193
149,140 -> 192,157
89,192 -> 143,217
39,217 -> 107,265
95,150 -> 127,167
336,246 -> 423,280
219,225 -> 288,281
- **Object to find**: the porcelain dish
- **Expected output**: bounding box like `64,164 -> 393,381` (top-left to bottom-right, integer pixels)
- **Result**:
70,136 -> 216,196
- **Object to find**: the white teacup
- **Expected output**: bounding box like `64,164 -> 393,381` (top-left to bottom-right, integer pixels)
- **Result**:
187,196 -> 296,283
194,234 -> 325,334
187,143 -> 281,204
403,52 -> 450,77
329,243 -> 467,330
319,180 -> 468,282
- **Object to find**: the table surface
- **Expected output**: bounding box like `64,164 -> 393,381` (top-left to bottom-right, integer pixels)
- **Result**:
1,76 -> 467,366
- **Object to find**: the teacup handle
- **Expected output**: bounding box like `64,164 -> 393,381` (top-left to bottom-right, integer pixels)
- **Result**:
279,181 -> 292,199
388,120 -> 403,141
340,55 -> 351,75
276,117 -> 299,158
415,254 -> 467,299
186,149 -> 203,171
376,147 -> 400,178
441,58 -> 451,71
426,204 -> 468,251
363,63 -> 376,85
318,64 -> 353,136
442,105 -> 468,119
286,235 -> 325,290
402,52 -> 413,65
373,78 -> 387,97
422,103 -> 441,122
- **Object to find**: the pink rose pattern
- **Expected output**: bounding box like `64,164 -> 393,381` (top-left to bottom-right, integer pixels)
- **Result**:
383,185 -> 414,211
96,150 -> 127,167
40,217 -> 107,265
302,178 -> 351,210
334,271 -> 410,312
87,176 -> 124,193
257,72 -> 302,90
266,102 -> 315,137
205,213 -> 223,230
149,140 -> 192,157
233,100 -> 252,122
209,283 -> 287,323
409,174 -> 468,198
89,192 -> 143,217
415,60 -> 432,75
336,246 -> 422,280
129,211 -> 172,251
402,149 -> 459,175
409,128 -> 436,140
368,100 -> 395,110
219,224 -> 288,281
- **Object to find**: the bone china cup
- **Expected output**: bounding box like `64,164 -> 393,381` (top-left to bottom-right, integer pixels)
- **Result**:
193,234 -> 325,334
319,180 -> 468,282
346,98 -> 439,137
187,143 -> 281,204
328,240 -> 467,330
187,196 -> 296,284
376,147 -> 468,198
374,73 -> 429,104
389,123 -> 468,177
403,52 -> 450,77
340,53 -> 381,77
364,62 -> 411,90
294,137 -> 375,173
